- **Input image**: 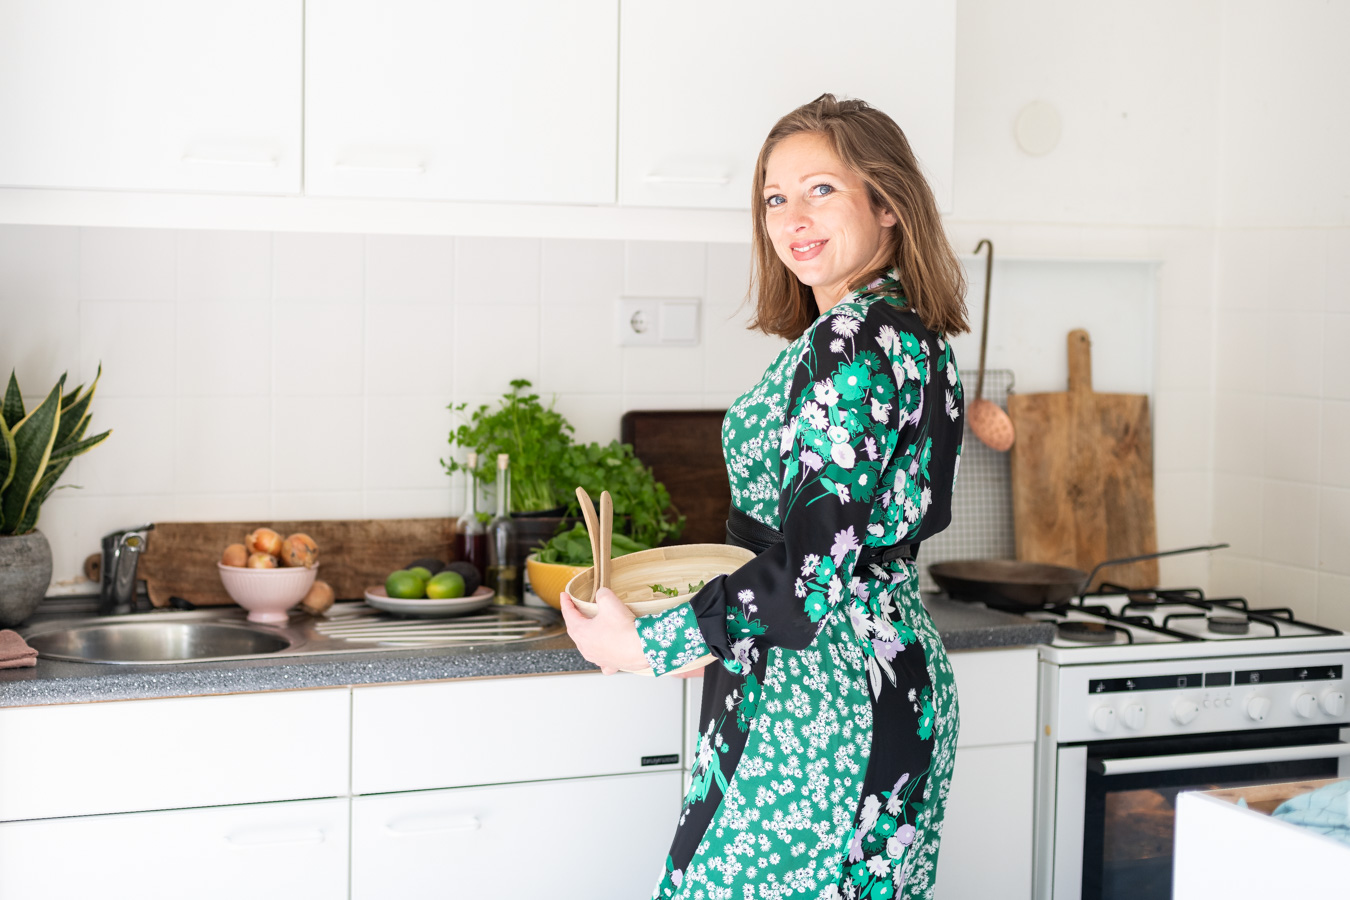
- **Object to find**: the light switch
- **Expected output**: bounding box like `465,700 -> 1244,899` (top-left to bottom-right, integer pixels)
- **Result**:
659,301 -> 699,345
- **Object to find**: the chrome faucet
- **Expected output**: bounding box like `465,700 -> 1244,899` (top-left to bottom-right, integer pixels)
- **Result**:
98,525 -> 154,615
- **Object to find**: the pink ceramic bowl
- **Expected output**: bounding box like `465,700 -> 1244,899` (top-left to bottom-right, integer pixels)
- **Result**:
217,562 -> 318,624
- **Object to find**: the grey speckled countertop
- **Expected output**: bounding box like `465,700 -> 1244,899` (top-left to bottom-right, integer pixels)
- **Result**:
0,596 -> 1051,708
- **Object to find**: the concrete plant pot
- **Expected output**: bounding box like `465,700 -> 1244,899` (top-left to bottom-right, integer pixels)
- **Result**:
0,531 -> 53,628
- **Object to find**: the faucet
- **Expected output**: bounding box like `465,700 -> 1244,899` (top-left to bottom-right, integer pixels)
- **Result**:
98,525 -> 154,615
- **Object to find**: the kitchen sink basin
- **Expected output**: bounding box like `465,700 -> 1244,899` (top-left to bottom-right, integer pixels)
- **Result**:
24,620 -> 295,664
21,604 -> 565,664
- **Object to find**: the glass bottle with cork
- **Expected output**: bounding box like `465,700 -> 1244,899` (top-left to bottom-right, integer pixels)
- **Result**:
452,451 -> 487,582
486,453 -> 520,604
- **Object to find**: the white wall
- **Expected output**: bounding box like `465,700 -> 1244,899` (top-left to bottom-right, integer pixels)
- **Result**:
1207,1 -> 1350,628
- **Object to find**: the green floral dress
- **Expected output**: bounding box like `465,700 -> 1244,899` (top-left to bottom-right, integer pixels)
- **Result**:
636,273 -> 963,900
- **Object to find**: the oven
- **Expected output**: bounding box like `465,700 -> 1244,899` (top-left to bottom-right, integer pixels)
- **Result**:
1034,649 -> 1350,900
1054,726 -> 1349,900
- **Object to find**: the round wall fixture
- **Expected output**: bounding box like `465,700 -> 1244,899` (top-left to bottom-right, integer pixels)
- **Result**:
1014,100 -> 1062,156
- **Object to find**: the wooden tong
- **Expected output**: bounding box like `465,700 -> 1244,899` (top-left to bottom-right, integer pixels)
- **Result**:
574,487 -> 612,597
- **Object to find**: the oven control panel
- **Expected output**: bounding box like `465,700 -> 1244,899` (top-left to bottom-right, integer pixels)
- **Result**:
1048,653 -> 1350,742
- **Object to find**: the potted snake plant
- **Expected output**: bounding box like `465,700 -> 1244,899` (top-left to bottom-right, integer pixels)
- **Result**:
0,368 -> 111,627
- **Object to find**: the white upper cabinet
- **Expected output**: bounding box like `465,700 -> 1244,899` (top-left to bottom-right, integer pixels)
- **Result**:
304,0 -> 619,204
0,0 -> 302,194
618,0 -> 955,212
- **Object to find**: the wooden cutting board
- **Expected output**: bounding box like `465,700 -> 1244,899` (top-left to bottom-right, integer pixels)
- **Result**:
136,518 -> 457,607
1008,330 -> 1158,589
621,410 -> 729,546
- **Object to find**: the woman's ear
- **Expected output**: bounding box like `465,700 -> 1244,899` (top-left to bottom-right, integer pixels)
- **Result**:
878,207 -> 898,229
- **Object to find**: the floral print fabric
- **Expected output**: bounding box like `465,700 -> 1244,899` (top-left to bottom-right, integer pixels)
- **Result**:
637,274 -> 964,900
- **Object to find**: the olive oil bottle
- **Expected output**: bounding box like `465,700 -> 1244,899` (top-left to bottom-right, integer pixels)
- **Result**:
486,453 -> 519,604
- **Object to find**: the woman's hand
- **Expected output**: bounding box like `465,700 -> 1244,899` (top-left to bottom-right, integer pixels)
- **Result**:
559,588 -> 649,675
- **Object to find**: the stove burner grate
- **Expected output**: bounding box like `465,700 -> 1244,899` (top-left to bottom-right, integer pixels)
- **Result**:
1058,621 -> 1125,644
1208,614 -> 1250,635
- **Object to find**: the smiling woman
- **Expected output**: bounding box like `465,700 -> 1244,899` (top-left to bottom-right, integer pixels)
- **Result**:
561,94 -> 970,900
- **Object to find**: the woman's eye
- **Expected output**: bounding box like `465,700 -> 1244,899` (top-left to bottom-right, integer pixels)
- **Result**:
810,184 -> 834,197
765,194 -> 786,208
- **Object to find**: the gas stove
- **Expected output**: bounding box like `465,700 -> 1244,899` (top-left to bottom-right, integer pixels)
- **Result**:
1025,585 -> 1348,664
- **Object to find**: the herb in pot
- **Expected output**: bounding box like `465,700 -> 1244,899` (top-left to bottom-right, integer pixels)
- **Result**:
562,440 -> 685,549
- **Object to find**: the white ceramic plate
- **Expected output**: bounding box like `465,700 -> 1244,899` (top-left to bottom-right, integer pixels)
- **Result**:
363,584 -> 495,618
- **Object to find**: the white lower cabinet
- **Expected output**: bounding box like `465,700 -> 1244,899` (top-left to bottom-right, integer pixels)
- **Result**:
351,771 -> 682,899
936,743 -> 1035,899
0,797 -> 348,899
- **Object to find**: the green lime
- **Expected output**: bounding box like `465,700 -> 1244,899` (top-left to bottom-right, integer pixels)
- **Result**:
426,570 -> 466,600
407,566 -> 434,582
385,569 -> 426,599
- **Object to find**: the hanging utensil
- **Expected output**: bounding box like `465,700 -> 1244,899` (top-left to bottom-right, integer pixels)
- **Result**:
598,490 -> 614,593
967,240 -> 1015,452
575,486 -> 603,571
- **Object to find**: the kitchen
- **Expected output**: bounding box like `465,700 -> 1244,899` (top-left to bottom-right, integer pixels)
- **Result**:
0,1 -> 1348,898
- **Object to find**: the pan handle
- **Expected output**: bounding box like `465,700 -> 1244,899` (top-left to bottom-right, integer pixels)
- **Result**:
1079,543 -> 1230,595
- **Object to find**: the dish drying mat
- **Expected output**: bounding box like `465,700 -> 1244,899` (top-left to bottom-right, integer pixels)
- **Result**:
917,369 -> 1016,593
314,605 -> 561,649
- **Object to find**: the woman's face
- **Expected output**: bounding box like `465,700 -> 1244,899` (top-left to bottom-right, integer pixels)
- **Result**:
761,132 -> 897,312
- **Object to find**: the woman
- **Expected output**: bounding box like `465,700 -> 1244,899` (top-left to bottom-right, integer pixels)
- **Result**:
561,94 -> 969,900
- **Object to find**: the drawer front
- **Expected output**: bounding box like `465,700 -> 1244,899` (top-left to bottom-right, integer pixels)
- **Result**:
0,797 -> 348,900
0,689 -> 350,821
950,646 -> 1039,747
352,672 -> 684,794
351,772 -> 682,900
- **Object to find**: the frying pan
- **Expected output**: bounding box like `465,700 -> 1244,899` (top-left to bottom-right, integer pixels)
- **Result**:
928,544 -> 1229,610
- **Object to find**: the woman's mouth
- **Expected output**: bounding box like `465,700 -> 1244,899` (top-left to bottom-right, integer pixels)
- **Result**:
790,239 -> 828,261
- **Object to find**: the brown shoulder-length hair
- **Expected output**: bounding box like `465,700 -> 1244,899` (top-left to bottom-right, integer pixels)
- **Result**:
749,94 -> 969,340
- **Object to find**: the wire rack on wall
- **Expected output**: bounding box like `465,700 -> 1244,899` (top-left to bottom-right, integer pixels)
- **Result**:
918,369 -> 1016,594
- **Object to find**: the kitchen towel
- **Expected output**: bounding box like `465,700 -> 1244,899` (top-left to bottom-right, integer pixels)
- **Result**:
0,629 -> 38,668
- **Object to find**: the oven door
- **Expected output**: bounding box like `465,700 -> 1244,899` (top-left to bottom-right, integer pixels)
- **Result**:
1053,726 -> 1350,900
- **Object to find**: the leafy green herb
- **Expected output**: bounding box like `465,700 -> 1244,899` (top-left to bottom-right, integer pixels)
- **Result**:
687,579 -> 705,594
535,523 -> 649,566
563,441 -> 684,548
649,584 -> 679,598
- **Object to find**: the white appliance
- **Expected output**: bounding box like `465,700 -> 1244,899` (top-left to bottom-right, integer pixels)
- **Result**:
1028,587 -> 1350,900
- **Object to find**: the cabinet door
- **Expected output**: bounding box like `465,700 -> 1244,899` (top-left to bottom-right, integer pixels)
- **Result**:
352,672 -> 684,795
935,743 -> 1034,900
0,798 -> 348,900
352,772 -> 681,900
619,0 -> 954,211
305,0 -> 618,204
0,0 -> 301,194
0,689 -> 350,821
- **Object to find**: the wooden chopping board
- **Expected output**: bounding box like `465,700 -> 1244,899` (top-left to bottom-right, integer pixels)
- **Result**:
621,410 -> 729,546
135,518 -> 457,608
1008,330 -> 1158,589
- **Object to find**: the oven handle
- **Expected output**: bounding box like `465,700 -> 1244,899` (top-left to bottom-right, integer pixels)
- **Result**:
1091,741 -> 1350,776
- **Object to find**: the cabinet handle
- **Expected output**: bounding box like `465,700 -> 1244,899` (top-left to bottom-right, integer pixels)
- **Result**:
333,161 -> 427,174
643,173 -> 732,186
224,827 -> 326,847
385,813 -> 482,836
180,154 -> 279,168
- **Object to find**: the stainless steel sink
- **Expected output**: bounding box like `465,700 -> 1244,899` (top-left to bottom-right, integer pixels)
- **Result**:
21,604 -> 565,664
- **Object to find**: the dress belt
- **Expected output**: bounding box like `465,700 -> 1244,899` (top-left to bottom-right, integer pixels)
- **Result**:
724,505 -> 919,566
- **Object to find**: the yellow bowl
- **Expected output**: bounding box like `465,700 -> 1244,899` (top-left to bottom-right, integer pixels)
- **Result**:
525,554 -> 587,610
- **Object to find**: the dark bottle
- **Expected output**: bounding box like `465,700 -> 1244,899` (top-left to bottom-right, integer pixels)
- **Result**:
486,453 -> 520,604
452,451 -> 488,581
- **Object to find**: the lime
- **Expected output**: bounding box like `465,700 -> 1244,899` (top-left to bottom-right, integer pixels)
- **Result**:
386,569 -> 426,599
407,566 -> 434,582
426,570 -> 466,600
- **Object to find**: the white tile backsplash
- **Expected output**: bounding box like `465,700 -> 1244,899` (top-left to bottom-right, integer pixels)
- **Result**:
1320,487 -> 1350,576
364,304 -> 454,397
1324,314 -> 1350,401
455,237 -> 539,305
1261,396 -> 1321,483
1212,392 -> 1264,475
174,396 -> 272,494
453,304 -> 540,394
1152,389 -> 1212,472
1259,561 -> 1319,622
0,225 -> 78,303
540,239 -> 624,307
624,241 -> 706,297
78,228 -> 175,301
363,395 -> 456,490
177,302 -> 271,396
176,230 -> 271,302
273,303 -> 364,396
0,294 -> 79,391
365,234 -> 454,304
1328,231 -> 1350,314
76,397 -> 175,496
273,397 -> 364,492
79,300 -> 176,397
1323,401 -> 1350,489
538,303 -> 622,394
1210,473 -> 1262,556
273,233 -> 364,303
1260,480 -> 1319,568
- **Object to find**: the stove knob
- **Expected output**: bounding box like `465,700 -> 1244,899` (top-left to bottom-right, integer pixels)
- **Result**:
1092,706 -> 1117,733
1172,699 -> 1200,726
1246,696 -> 1272,723
1293,692 -> 1318,719
1323,691 -> 1347,717
1121,703 -> 1147,730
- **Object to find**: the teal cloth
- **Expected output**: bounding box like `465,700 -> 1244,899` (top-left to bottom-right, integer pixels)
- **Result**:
1271,779 -> 1350,845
